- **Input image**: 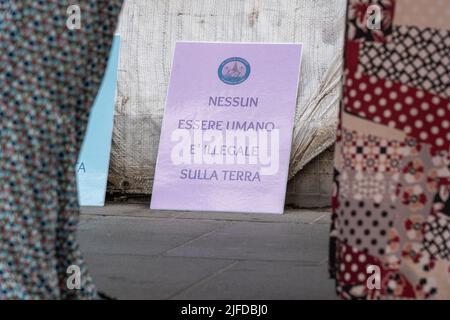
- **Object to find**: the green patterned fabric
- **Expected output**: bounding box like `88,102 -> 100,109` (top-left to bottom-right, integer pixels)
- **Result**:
0,1 -> 122,299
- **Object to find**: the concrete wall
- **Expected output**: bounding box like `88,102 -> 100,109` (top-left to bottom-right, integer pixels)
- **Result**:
286,146 -> 334,208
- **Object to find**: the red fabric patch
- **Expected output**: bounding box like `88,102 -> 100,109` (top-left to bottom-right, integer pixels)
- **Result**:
336,243 -> 416,299
345,41 -> 361,74
343,72 -> 450,154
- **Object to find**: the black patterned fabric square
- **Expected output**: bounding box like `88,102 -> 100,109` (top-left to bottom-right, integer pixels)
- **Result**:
423,214 -> 450,260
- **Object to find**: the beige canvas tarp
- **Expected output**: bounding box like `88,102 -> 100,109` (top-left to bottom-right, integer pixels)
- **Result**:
109,0 -> 346,193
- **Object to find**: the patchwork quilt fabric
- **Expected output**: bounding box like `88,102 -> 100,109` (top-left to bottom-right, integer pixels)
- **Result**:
330,0 -> 450,299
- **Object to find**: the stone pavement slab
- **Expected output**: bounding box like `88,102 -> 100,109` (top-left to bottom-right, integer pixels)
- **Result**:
165,221 -> 329,263
171,260 -> 336,300
83,253 -> 234,300
78,204 -> 335,300
80,204 -> 331,224
78,215 -> 227,256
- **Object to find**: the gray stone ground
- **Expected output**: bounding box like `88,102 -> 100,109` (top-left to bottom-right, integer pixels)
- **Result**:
79,204 -> 337,300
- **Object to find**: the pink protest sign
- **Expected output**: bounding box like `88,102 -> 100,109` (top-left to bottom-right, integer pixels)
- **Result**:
151,42 -> 303,214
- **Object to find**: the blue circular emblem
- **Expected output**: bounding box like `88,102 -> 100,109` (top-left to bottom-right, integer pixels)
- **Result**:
218,57 -> 251,85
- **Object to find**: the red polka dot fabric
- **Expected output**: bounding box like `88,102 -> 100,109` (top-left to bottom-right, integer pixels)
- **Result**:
0,1 -> 122,299
344,71 -> 450,154
330,0 -> 450,299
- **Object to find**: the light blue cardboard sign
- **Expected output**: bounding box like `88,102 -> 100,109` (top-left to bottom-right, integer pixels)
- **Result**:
76,35 -> 120,206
